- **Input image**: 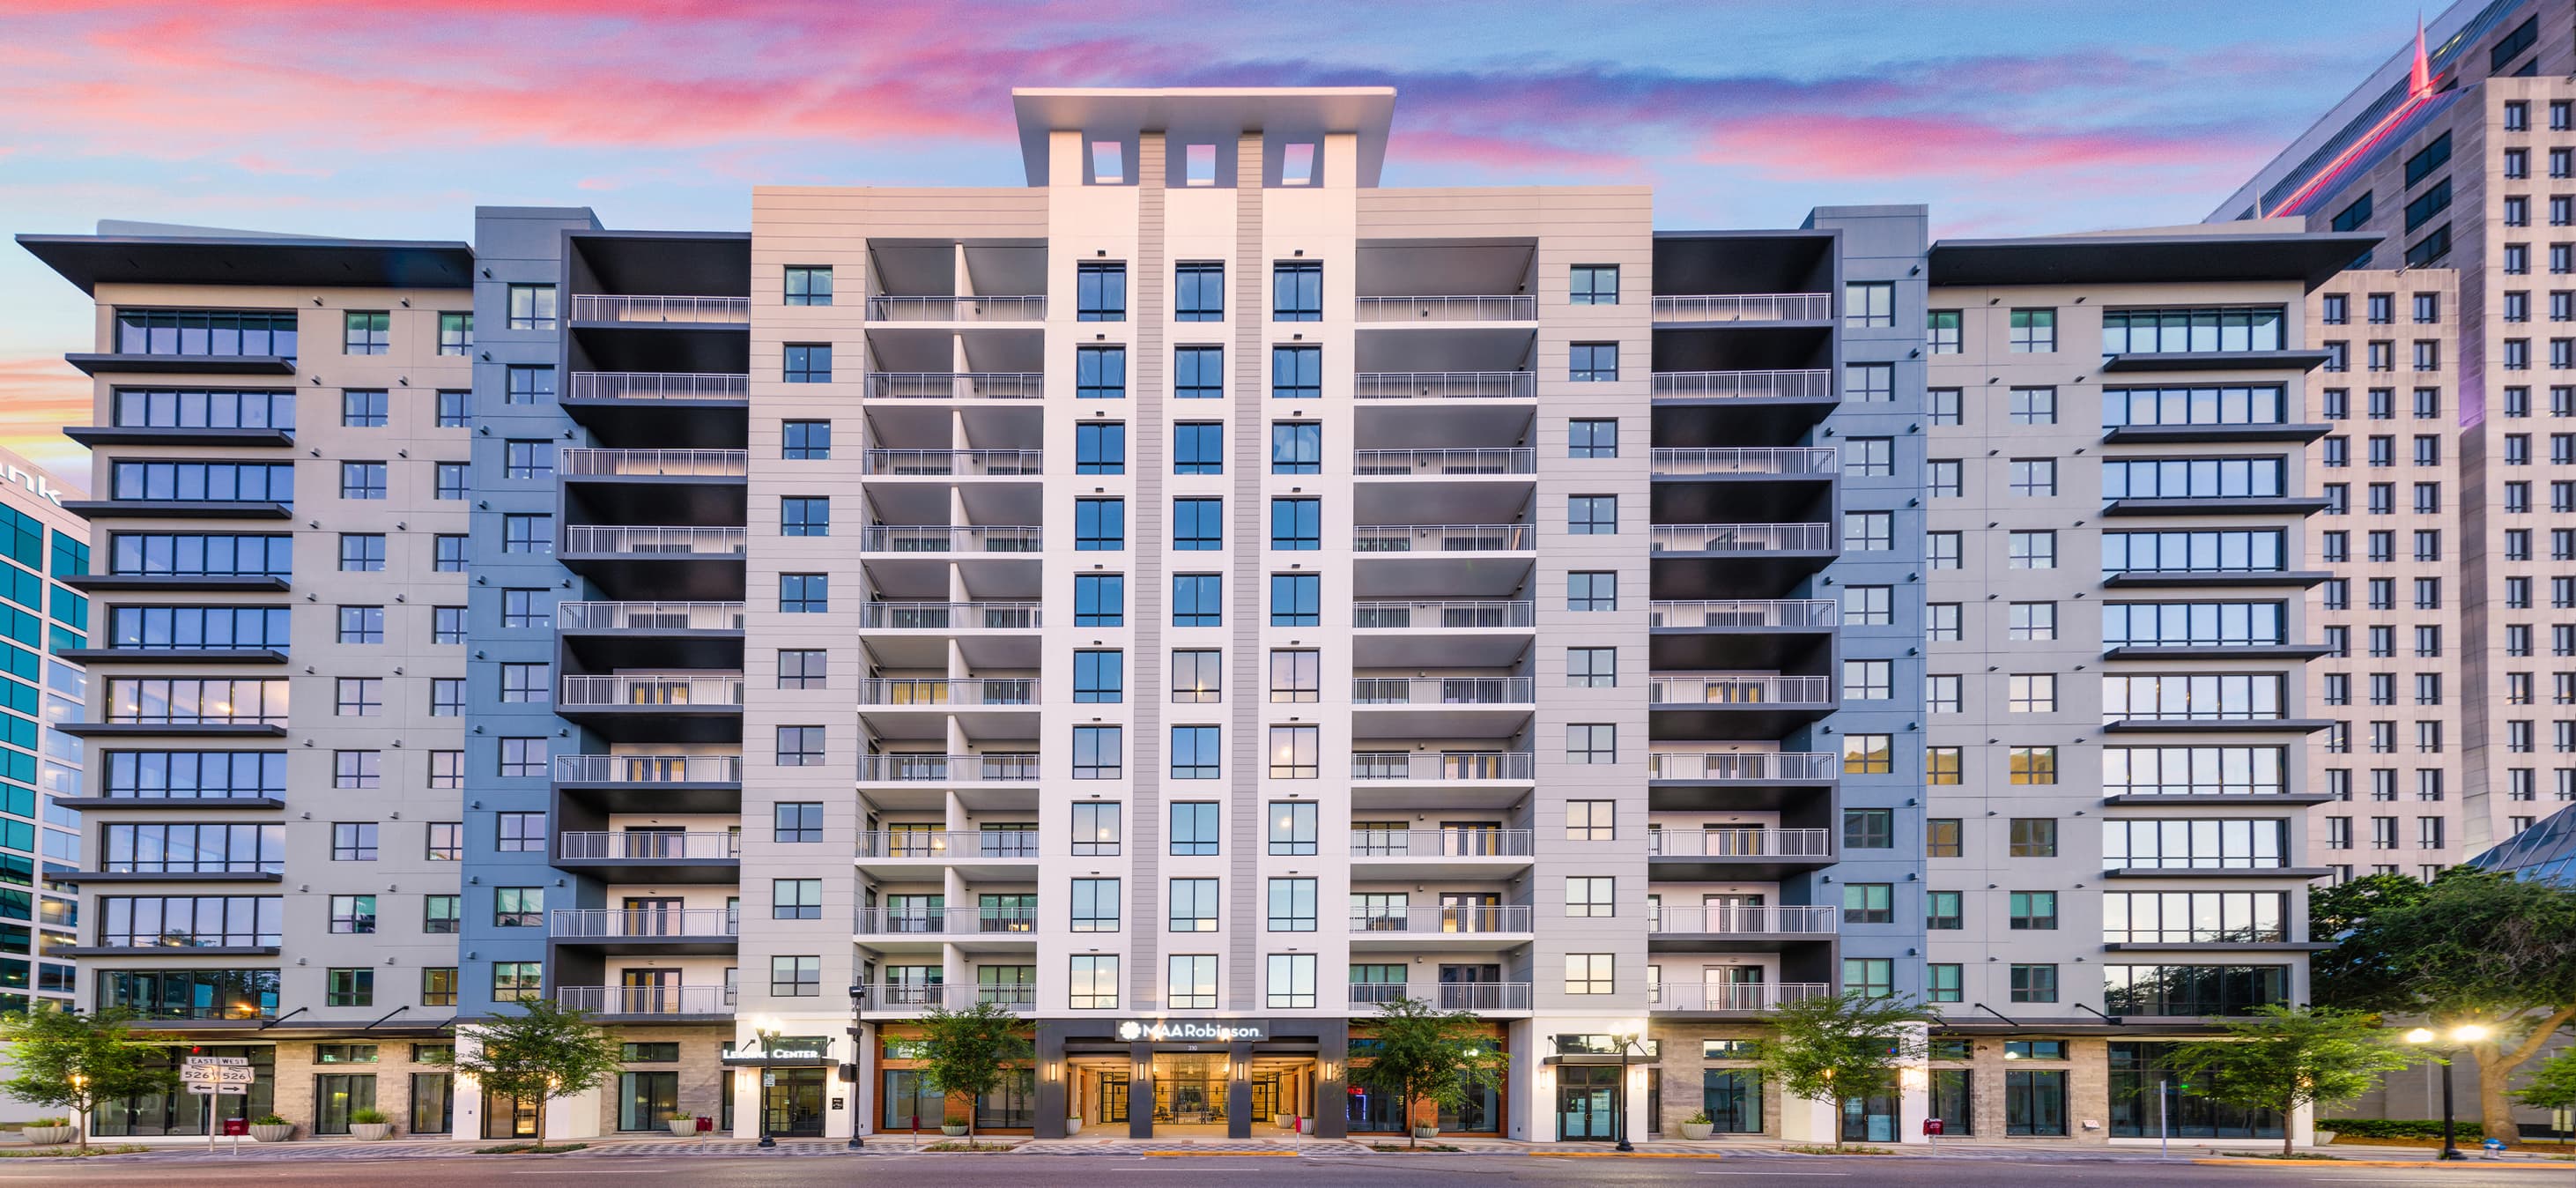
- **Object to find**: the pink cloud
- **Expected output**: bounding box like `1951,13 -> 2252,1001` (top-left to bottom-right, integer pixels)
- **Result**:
0,356 -> 93,486
1697,112 -> 2269,188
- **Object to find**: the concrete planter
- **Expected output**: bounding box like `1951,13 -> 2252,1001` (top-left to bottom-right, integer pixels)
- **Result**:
1274,1114 -> 1294,1130
1062,1118 -> 1082,1135
941,1123 -> 969,1137
249,1123 -> 296,1143
1412,1125 -> 1439,1140
669,1119 -> 696,1137
350,1123 -> 394,1141
20,1126 -> 72,1146
2314,1131 -> 2338,1146
1679,1122 -> 1715,1140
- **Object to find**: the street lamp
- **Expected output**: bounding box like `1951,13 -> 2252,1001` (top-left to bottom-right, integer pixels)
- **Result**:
2402,1023 -> 2491,1161
847,984 -> 867,1150
1611,1032 -> 1649,1153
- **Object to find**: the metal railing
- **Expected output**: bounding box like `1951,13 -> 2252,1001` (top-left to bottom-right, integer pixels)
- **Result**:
1651,369 -> 1834,398
1353,372 -> 1535,399
567,371 -> 750,401
1351,448 -> 1536,477
862,984 -> 1037,1012
1650,523 -> 1833,553
1350,752 -> 1534,781
1646,751 -> 1839,782
853,907 -> 1040,936
859,602 -> 1040,630
558,448 -> 747,478
866,295 -> 1047,322
1648,828 -> 1833,858
1651,293 -> 1832,322
1649,675 -> 1834,705
1352,599 -> 1534,629
1353,523 -> 1532,553
559,674 -> 744,708
855,829 -> 1040,859
859,525 -> 1042,553
563,525 -> 746,556
553,754 -> 743,783
551,907 -> 738,939
1651,982 -> 1832,1013
557,984 -> 735,1016
1351,676 -> 1534,706
569,294 -> 751,323
855,754 -> 1040,783
1350,982 -> 1534,1012
861,449 -> 1042,477
558,831 -> 741,861
855,678 -> 1039,707
1648,599 -> 1838,629
866,372 -> 1045,400
1355,294 -> 1536,322
1648,904 -> 1839,936
558,601 -> 745,632
1349,904 -> 1533,933
1651,447 -> 1839,476
1350,828 -> 1535,858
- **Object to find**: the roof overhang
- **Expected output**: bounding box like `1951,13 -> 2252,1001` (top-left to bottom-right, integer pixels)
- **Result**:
1928,232 -> 2380,292
18,234 -> 475,294
1012,87 -> 1396,187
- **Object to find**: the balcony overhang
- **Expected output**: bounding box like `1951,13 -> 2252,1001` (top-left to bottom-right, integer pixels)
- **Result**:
2099,570 -> 2331,590
1648,853 -> 1838,882
1926,231 -> 2377,290
63,574 -> 289,594
2099,717 -> 2335,734
2100,496 -> 2333,517
2100,643 -> 2336,662
53,797 -> 282,812
64,500 -> 292,521
57,722 -> 286,739
19,232 -> 472,294
65,427 -> 294,449
2102,866 -> 2335,880
56,648 -> 288,665
2099,350 -> 2334,373
2101,424 -> 2332,446
553,856 -> 741,884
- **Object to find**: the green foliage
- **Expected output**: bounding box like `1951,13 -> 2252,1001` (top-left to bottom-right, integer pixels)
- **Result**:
431,999 -> 625,1145
916,999 -> 1032,1140
1751,991 -> 1929,1149
253,1114 -> 287,1125
347,1107 -> 388,1125
2307,871 -> 2433,937
2170,1006 -> 2414,1155
2514,1049 -> 2576,1112
2322,1118 -> 2458,1139
1350,998 -> 1507,1147
1684,1110 -> 1714,1125
0,1006 -> 176,1149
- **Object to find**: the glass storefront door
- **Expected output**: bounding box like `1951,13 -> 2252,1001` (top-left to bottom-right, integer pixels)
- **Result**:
410,1073 -> 454,1134
881,1068 -> 944,1132
765,1068 -> 826,1137
619,1071 -> 679,1132
484,1091 -> 537,1139
312,1073 -> 375,1135
1558,1065 -> 1620,1140
1840,1093 -> 1897,1143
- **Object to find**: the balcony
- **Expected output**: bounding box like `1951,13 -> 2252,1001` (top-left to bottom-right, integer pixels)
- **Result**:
559,601 -> 744,670
855,678 -> 1038,707
1650,523 -> 1832,554
1351,828 -> 1534,878
856,829 -> 1039,861
552,753 -> 743,813
557,673 -> 744,742
559,526 -> 747,603
1351,599 -> 1532,666
1351,750 -> 1534,811
1347,904 -> 1535,951
567,371 -> 750,403
1651,447 -> 1837,478
1353,599 -> 1532,630
866,295 -> 1046,322
1650,523 -> 1836,598
1350,982 -> 1533,1014
1351,675 -> 1533,737
559,601 -> 744,632
1647,750 -> 1838,813
855,753 -> 1040,784
559,448 -> 746,479
1356,295 -> 1535,322
858,602 -> 1041,630
556,984 -> 734,1021
866,372 -> 1044,400
1650,598 -> 1838,673
859,525 -> 1041,553
556,830 -> 741,882
551,906 -> 737,954
854,907 -> 1040,947
1353,372 -> 1534,400
1649,827 -> 1835,880
1652,981 -> 1832,1014
1352,448 -> 1535,477
861,449 -> 1042,477
1352,523 -> 1531,553
1649,369 -> 1833,400
560,449 -> 747,524
1650,673 -> 1836,739
862,983 -> 1037,1015
1648,904 -> 1838,951
1651,293 -> 1831,323
1649,599 -> 1836,629
569,294 -> 751,324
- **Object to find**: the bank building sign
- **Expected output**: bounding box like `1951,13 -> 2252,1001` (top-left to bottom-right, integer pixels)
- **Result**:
1116,1021 -> 1268,1043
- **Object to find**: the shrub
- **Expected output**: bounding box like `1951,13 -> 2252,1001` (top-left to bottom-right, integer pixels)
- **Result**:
28,1118 -> 65,1128
2323,1119 -> 2453,1139
348,1108 -> 388,1125
254,1114 -> 288,1126
1684,1110 -> 1714,1125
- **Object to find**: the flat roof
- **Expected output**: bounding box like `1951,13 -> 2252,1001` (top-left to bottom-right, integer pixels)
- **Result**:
1927,232 -> 2380,291
1011,87 -> 1396,187
18,234 -> 476,294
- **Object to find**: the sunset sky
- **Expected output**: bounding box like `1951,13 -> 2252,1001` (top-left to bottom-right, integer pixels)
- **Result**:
0,0 -> 2429,483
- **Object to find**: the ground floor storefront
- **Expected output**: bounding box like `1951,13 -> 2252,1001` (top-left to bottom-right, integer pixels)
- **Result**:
88,1033 -> 457,1141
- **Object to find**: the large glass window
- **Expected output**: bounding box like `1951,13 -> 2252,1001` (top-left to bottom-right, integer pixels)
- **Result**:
110,462 -> 293,504
2004,1069 -> 2067,1136
2101,307 -> 2284,355
2109,1043 -> 2282,1138
2105,966 -> 2290,1017
112,389 -> 294,429
2103,457 -> 2288,500
2102,820 -> 2291,869
2102,603 -> 2286,648
1272,262 -> 1321,321
1175,263 -> 1225,321
115,309 -> 299,358
2104,891 -> 2286,944
2102,385 -> 2289,427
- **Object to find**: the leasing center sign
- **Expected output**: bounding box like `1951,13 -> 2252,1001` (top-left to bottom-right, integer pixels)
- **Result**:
1115,1021 -> 1266,1043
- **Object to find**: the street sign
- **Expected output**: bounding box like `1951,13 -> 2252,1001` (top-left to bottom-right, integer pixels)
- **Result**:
183,1065 -> 255,1085
185,1056 -> 250,1065
184,1083 -> 245,1096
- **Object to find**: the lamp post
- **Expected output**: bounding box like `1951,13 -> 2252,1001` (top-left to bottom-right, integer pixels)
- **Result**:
1611,1033 -> 1648,1152
847,984 -> 866,1150
2402,1023 -> 2491,1161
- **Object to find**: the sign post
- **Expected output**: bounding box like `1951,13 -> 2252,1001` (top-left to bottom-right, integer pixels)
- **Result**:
181,1058 -> 252,1155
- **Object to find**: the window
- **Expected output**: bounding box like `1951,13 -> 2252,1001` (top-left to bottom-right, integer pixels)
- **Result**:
2010,890 -> 2059,931
2010,308 -> 2055,352
333,749 -> 380,788
1566,800 -> 1617,842
2010,458 -> 2056,496
1846,281 -> 1893,327
1269,422 -> 1319,473
1842,883 -> 1892,924
774,725 -> 825,767
1070,955 -> 1119,1010
437,313 -> 471,356
2009,386 -> 2057,424
499,663 -> 547,703
780,495 -> 831,538
1569,647 -> 1617,687
1170,725 -> 1221,779
500,515 -> 549,554
492,887 -> 542,928
1928,308 -> 1962,353
343,310 -> 389,354
1076,498 -> 1124,550
339,462 -> 385,500
340,389 -> 388,427
1073,650 -> 1122,703
498,739 -> 545,779
1568,724 -> 1617,765
506,284 -> 557,330
1845,362 -> 1893,402
2009,964 -> 2059,1004
423,895 -> 461,935
504,364 -> 552,405
1170,804 -> 1219,857
1269,498 -> 1320,549
1177,422 -> 1225,473
336,605 -> 384,644
777,649 -> 826,689
1847,438 -> 1895,477
1570,264 -> 1618,305
336,677 -> 382,717
783,344 -> 832,383
2008,673 -> 2056,713
1569,418 -> 1617,458
1928,460 -> 1961,497
1269,802 -> 1318,856
329,895 -> 376,933
503,440 -> 553,480
772,879 -> 822,920
492,812 -> 545,853
780,573 -> 828,613
1927,820 -> 1962,858
325,969 -> 374,1007
1072,803 -> 1121,857
1566,954 -> 1615,996
774,803 -> 823,843
1270,345 -> 1320,398
1845,512 -> 1891,552
1074,575 -> 1122,626
1268,649 -> 1316,702
1167,955 -> 1219,1009
1070,878 -> 1121,932
1568,494 -> 1617,535
1073,725 -> 1121,779
1077,262 -> 1127,321
426,821 -> 463,861
783,265 -> 832,306
1269,725 -> 1319,778
1173,573 -> 1221,627
1570,343 -> 1618,382
1845,659 -> 1891,701
492,962 -> 541,1004
2008,531 -> 2056,569
1175,346 -> 1224,399
433,463 -> 467,500
1929,387 -> 1961,424
1843,585 -> 1891,626
1568,571 -> 1617,612
782,420 -> 831,459
1844,733 -> 1892,775
1268,878 -> 1318,931
771,956 -> 820,998
1175,648 -> 1224,702
1845,808 -> 1894,850
331,821 -> 378,861
1272,261 -> 1321,321
1175,262 -> 1224,321
1844,959 -> 1893,999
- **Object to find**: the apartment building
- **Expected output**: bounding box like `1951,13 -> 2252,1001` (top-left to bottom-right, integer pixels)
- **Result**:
24,228 -> 475,1138
0,447 -> 88,1016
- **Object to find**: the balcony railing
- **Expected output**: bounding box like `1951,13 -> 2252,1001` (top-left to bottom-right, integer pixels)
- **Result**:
1647,751 -> 1839,782
1651,447 -> 1839,477
1650,523 -> 1833,553
855,678 -> 1039,707
558,831 -> 741,861
1649,904 -> 1839,936
558,984 -> 735,1016
1351,828 -> 1534,858
855,754 -> 1040,783
558,601 -> 746,632
855,830 -> 1040,859
1651,369 -> 1833,398
563,525 -> 747,556
567,371 -> 751,401
1353,372 -> 1534,400
1353,523 -> 1532,553
1356,294 -> 1536,322
1351,751 -> 1533,782
1649,675 -> 1834,705
558,448 -> 747,478
1350,982 -> 1533,1012
553,754 -> 742,783
859,525 -> 1041,553
866,295 -> 1047,322
1352,599 -> 1534,629
1352,448 -> 1536,477
1648,828 -> 1833,858
861,449 -> 1042,477
863,983 -> 1036,1012
1349,904 -> 1533,933
551,907 -> 737,938
1652,982 -> 1832,1012
1648,599 -> 1838,629
859,602 -> 1040,630
1651,293 -> 1832,322
559,674 -> 744,708
569,294 -> 751,323
866,372 -> 1044,400
1351,676 -> 1534,706
854,907 -> 1040,936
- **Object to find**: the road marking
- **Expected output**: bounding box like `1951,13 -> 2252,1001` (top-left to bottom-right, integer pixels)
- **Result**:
1695,1173 -> 1849,1177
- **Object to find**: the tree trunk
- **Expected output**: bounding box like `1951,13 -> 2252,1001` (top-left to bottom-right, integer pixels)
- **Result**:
2476,1044 -> 2519,1147
534,1100 -> 547,1148
2281,1100 -> 2294,1158
72,1099 -> 87,1151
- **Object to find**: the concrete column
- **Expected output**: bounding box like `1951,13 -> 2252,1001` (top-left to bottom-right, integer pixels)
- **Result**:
1227,1039 -> 1252,1138
1128,1041 -> 1153,1139
1033,1026 -> 1068,1138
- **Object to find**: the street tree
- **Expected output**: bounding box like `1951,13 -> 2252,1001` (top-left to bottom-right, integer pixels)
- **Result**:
1751,990 -> 1929,1149
2512,1048 -> 2576,1116
2168,1006 -> 2413,1157
917,999 -> 1031,1141
0,1005 -> 175,1149
1351,997 -> 1507,1147
428,999 -> 625,1146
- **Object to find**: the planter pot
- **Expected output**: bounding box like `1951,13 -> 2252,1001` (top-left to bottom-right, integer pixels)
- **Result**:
249,1124 -> 296,1143
1274,1114 -> 1294,1130
1679,1122 -> 1714,1140
669,1119 -> 696,1137
20,1126 -> 72,1146
1412,1125 -> 1440,1140
1062,1118 -> 1082,1136
941,1123 -> 969,1137
2313,1131 -> 2338,1146
350,1123 -> 394,1141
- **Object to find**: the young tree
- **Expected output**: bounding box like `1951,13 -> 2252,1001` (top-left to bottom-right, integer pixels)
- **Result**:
2168,1006 -> 2413,1156
1351,998 -> 1506,1147
1751,990 -> 1929,1150
428,999 -> 624,1146
2512,1048 -> 2576,1116
2311,868 -> 2576,1143
0,1006 -> 176,1149
917,999 -> 1031,1141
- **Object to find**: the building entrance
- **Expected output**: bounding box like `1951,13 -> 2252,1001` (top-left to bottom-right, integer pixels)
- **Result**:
1063,1051 -> 1319,1137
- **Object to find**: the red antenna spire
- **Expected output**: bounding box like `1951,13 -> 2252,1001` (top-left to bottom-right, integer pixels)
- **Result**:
2410,15 -> 2432,97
